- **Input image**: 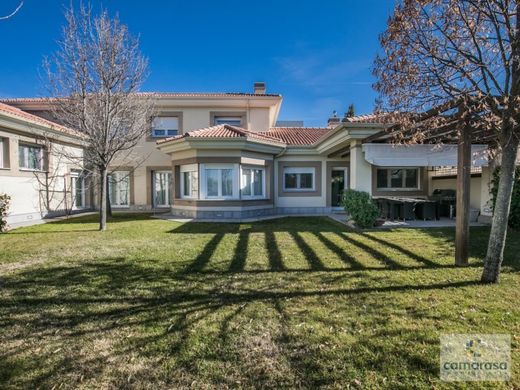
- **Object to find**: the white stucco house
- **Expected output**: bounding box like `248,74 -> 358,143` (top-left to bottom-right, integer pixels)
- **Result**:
0,82 -> 503,224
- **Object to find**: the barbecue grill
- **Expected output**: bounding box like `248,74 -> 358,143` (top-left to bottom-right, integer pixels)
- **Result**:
430,189 -> 456,218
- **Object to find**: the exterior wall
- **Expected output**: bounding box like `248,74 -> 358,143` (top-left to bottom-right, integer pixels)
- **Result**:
274,155 -> 348,214
430,175 -> 484,211
100,100 -> 279,210
0,127 -> 88,225
350,140 -> 372,194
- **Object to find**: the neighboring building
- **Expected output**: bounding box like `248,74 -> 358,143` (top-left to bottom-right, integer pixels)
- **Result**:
1,83 -> 504,222
0,102 -> 89,226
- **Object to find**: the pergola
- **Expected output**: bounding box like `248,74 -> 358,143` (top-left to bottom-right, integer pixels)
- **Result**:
363,101 -> 497,266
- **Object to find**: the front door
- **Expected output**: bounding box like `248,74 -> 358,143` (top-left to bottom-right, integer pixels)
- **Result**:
331,169 -> 346,207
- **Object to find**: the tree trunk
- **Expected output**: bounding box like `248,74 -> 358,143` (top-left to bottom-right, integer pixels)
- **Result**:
106,174 -> 112,217
99,167 -> 108,231
455,126 -> 471,266
481,132 -> 519,283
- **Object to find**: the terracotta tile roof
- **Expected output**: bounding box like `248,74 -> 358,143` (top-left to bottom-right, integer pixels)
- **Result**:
265,127 -> 333,146
343,112 -> 398,124
156,125 -> 286,146
0,102 -> 84,139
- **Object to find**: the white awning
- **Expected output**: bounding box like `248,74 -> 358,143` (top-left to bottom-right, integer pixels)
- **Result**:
362,143 -> 489,167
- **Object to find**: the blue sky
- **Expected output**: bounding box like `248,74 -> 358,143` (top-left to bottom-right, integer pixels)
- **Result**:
0,0 -> 396,126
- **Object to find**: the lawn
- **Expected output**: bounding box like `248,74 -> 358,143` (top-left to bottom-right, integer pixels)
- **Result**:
0,214 -> 519,389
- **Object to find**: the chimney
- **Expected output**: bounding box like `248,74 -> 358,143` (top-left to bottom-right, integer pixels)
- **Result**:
253,82 -> 266,94
327,110 -> 341,128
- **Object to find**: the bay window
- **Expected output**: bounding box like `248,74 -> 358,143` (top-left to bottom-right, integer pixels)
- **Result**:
283,167 -> 315,191
201,164 -> 238,199
108,171 -> 130,207
19,143 -> 44,171
152,116 -> 179,138
376,168 -> 419,190
153,171 -> 172,207
241,167 -> 265,198
180,164 -> 199,199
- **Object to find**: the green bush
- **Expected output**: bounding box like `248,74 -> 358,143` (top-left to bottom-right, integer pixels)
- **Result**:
341,189 -> 379,228
0,193 -> 11,232
491,167 -> 520,230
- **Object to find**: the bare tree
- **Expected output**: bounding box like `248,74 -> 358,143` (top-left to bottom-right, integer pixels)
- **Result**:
45,3 -> 153,231
374,0 -> 520,283
0,1 -> 23,20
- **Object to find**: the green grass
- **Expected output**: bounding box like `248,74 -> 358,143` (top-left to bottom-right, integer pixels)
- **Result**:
0,214 -> 519,389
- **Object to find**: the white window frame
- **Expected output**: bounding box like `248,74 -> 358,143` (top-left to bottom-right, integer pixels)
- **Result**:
283,167 -> 315,191
108,171 -> 130,207
153,171 -> 172,207
200,163 -> 239,200
70,171 -> 86,209
376,167 -> 420,191
151,116 -> 179,138
240,166 -> 266,199
0,138 -> 3,169
180,164 -> 199,199
213,116 -> 243,126
19,143 -> 44,171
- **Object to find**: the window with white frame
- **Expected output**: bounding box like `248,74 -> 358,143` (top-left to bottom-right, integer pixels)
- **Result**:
180,164 -> 199,199
108,171 -> 130,207
201,163 -> 238,199
376,168 -> 419,190
0,138 -> 4,168
213,116 -> 243,127
241,167 -> 265,198
153,171 -> 172,207
151,116 -> 179,137
283,167 -> 315,191
19,143 -> 44,171
70,171 -> 85,209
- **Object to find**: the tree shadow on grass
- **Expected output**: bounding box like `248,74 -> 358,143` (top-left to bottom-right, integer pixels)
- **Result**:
0,258 -> 481,388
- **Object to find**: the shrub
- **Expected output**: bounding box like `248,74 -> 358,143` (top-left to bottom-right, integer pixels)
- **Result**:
490,167 -> 520,230
341,189 -> 379,228
0,193 -> 11,232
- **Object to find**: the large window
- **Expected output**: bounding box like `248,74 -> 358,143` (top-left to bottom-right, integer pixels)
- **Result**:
376,168 -> 419,190
283,167 -> 315,191
153,171 -> 172,207
19,143 -> 44,171
108,171 -> 130,207
70,172 -> 85,209
151,116 -> 179,138
180,164 -> 199,199
241,167 -> 265,198
201,164 -> 238,199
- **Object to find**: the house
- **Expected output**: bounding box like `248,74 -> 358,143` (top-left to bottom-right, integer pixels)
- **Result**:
0,102 -> 89,226
1,82 -> 502,222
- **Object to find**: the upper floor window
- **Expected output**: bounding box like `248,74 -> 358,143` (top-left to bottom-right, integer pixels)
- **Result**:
213,116 -> 243,127
19,143 -> 44,171
376,168 -> 419,190
152,116 -> 179,138
283,167 -> 315,191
